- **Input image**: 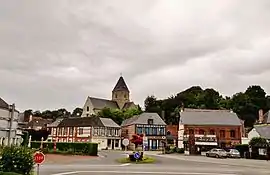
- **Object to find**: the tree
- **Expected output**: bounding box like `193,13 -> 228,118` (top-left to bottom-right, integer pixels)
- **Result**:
249,137 -> 269,147
71,107 -> 83,117
130,134 -> 143,148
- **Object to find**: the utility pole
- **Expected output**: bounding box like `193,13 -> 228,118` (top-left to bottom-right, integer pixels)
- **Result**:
8,103 -> 15,146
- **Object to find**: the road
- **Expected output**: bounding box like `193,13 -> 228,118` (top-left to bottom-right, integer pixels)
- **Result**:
39,151 -> 270,175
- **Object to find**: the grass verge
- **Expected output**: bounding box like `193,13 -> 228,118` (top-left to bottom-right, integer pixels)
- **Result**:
116,156 -> 156,164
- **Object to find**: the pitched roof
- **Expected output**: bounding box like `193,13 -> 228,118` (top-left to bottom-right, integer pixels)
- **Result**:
47,118 -> 64,127
0,98 -> 9,110
100,117 -> 120,128
121,112 -> 166,126
254,125 -> 270,139
26,118 -> 53,128
112,76 -> 129,92
89,97 -> 119,110
180,109 -> 241,126
58,116 -> 104,127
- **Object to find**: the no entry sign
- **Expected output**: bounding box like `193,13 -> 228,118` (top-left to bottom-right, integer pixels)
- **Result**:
34,151 -> 45,165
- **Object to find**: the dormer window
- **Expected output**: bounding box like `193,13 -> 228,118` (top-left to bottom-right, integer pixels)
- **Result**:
147,119 -> 153,125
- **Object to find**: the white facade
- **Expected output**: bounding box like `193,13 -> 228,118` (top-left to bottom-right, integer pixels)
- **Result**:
178,124 -> 185,148
81,98 -> 95,117
0,108 -> 23,146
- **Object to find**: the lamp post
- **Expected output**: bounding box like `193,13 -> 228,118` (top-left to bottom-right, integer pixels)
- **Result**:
8,104 -> 15,146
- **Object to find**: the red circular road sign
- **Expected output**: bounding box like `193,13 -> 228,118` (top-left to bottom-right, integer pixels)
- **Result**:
34,151 -> 45,164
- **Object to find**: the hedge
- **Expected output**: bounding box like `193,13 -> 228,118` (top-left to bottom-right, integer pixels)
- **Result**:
0,146 -> 34,175
31,142 -> 98,156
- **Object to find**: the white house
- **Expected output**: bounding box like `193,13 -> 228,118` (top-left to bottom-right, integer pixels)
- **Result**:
0,98 -> 23,146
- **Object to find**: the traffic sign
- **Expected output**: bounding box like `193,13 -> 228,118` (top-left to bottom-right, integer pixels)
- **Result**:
134,152 -> 140,159
34,151 -> 45,165
122,138 -> 129,146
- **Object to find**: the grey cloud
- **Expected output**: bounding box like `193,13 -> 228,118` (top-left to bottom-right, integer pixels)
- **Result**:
1,0 -> 270,111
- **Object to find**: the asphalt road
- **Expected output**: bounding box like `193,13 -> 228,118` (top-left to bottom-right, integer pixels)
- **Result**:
39,151 -> 270,175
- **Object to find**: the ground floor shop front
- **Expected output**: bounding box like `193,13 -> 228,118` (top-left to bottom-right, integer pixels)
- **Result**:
144,138 -> 166,151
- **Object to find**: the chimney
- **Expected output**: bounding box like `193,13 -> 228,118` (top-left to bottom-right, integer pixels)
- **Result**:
258,109 -> 264,124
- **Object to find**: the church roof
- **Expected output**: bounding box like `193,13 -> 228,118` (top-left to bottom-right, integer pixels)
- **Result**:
112,76 -> 129,92
89,97 -> 119,110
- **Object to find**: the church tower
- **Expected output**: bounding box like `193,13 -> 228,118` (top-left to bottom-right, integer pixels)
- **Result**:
112,76 -> 130,109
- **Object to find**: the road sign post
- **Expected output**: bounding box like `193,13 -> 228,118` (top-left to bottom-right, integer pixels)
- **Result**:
34,151 -> 45,175
122,138 -> 129,152
134,152 -> 140,162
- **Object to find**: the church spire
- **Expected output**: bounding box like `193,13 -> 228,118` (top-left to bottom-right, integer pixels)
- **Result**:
112,76 -> 130,92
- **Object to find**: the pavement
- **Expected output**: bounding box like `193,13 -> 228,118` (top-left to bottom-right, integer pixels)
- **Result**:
38,150 -> 270,175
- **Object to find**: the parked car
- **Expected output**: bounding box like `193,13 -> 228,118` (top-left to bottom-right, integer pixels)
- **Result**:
206,148 -> 227,158
227,149 -> 240,158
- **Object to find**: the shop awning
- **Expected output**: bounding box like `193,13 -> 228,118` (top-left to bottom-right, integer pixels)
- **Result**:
195,142 -> 218,146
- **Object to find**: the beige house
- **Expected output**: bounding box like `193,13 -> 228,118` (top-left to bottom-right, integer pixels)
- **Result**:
82,76 -> 137,117
48,116 -> 121,150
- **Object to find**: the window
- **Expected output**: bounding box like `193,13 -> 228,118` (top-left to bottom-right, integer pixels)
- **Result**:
86,106 -> 89,111
230,130 -> 235,138
159,127 -> 165,135
145,127 -> 150,135
79,128 -> 83,135
69,127 -> 74,135
147,119 -> 154,125
149,127 -> 153,135
199,129 -> 205,135
210,129 -> 215,135
220,130 -> 225,138
86,114 -> 89,117
115,94 -> 117,98
153,128 -> 157,135
64,127 -> 68,135
189,129 -> 194,135
124,94 -> 127,98
136,127 -> 143,134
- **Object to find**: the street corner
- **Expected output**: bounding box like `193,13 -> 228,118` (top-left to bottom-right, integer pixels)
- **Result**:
44,154 -> 98,164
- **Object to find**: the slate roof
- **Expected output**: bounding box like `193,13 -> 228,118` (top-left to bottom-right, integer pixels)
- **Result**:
100,117 -> 120,128
26,118 -> 53,129
180,109 -> 241,126
112,76 -> 129,92
47,118 -> 64,127
254,125 -> 270,139
0,98 -> 9,110
58,116 -> 104,127
89,97 -> 119,110
121,112 -> 166,126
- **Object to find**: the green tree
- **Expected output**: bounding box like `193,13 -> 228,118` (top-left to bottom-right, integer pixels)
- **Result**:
71,107 -> 83,117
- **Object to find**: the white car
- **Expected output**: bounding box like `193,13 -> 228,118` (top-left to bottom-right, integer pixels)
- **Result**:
206,148 -> 227,158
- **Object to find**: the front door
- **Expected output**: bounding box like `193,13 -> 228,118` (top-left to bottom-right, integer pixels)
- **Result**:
152,140 -> 157,150
112,140 -> 115,150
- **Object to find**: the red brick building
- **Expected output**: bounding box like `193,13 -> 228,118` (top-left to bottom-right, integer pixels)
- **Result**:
178,109 -> 242,154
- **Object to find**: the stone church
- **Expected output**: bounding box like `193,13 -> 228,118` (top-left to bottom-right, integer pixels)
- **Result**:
81,76 -> 137,117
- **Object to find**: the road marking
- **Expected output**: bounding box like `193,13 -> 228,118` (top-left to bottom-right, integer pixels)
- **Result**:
120,163 -> 131,166
51,171 -> 237,175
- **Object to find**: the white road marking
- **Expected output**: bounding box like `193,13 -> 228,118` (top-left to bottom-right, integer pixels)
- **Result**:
51,170 -> 237,175
120,163 -> 131,166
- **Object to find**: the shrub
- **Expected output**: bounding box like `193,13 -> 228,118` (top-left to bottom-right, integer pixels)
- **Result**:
0,172 -> 21,175
0,146 -> 34,175
176,148 -> 185,154
31,142 -> 98,156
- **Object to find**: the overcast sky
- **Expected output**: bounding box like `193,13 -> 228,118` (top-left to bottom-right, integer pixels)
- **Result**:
1,0 -> 270,112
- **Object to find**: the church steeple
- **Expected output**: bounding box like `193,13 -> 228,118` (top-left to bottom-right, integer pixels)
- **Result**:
112,76 -> 130,109
113,76 -> 130,92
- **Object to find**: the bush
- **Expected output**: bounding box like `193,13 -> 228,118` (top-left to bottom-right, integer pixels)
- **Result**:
235,144 -> 249,158
175,148 -> 185,154
31,142 -> 98,156
0,172 -> 21,175
0,146 -> 34,175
